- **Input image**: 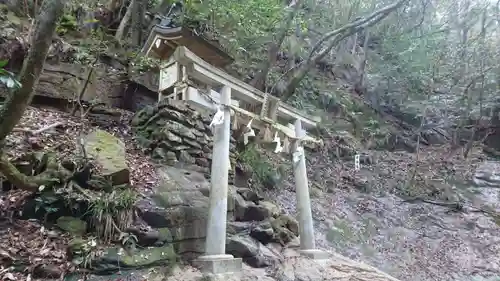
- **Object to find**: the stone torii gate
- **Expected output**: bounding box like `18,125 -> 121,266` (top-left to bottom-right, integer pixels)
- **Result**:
141,25 -> 327,276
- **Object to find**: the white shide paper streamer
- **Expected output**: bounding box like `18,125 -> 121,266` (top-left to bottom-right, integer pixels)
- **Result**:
273,132 -> 282,153
243,119 -> 255,145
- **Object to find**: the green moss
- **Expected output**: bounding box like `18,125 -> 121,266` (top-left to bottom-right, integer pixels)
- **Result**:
157,228 -> 173,243
111,245 -> 176,267
57,216 -> 87,236
83,130 -> 128,179
237,143 -> 274,186
90,245 -> 177,273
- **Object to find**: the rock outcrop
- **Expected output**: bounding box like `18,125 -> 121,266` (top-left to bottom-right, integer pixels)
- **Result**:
135,165 -> 300,266
74,250 -> 403,281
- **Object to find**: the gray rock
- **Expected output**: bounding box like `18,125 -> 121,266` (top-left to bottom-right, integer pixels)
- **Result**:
226,235 -> 280,268
250,221 -> 274,245
91,244 -> 176,273
136,166 -> 210,255
83,130 -> 129,185
178,151 -> 196,164
237,188 -> 263,203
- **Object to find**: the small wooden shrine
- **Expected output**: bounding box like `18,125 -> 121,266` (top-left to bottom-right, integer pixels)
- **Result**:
141,25 -> 233,68
141,24 -> 321,146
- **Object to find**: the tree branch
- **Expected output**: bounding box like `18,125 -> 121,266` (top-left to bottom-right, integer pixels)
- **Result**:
0,153 -> 70,191
306,0 -> 409,62
279,0 -> 409,101
249,0 -> 302,91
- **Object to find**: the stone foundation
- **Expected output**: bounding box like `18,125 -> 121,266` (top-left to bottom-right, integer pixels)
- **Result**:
131,100 -> 237,180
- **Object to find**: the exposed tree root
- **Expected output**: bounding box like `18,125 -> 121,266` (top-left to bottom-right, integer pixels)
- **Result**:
0,153 -> 71,191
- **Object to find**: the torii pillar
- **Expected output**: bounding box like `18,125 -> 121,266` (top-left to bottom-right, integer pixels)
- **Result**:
293,119 -> 329,259
194,86 -> 243,275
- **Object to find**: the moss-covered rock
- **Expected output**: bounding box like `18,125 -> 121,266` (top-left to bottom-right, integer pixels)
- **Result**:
258,201 -> 280,218
270,214 -> 299,245
157,227 -> 174,244
83,129 -> 129,185
56,216 -> 87,236
92,244 -> 177,273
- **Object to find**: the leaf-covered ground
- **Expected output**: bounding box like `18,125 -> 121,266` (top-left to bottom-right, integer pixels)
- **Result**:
0,105 -> 496,281
263,131 -> 500,281
0,106 -> 160,280
5,106 -> 159,190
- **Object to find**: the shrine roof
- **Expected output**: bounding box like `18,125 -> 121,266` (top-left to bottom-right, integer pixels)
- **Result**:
142,25 -> 234,68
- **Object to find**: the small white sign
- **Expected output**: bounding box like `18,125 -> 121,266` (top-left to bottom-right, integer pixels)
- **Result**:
273,132 -> 282,153
354,154 -> 360,171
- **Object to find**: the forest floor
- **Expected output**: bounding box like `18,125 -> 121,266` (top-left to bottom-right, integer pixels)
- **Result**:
1,104 -> 498,281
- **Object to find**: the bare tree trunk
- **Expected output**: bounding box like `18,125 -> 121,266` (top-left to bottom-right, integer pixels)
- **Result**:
0,0 -> 65,191
0,0 -> 64,144
115,0 -> 134,42
355,29 -> 370,94
249,0 -> 301,91
464,6 -> 488,159
131,0 -> 146,46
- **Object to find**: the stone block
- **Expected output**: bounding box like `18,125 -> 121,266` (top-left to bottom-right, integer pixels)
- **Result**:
299,249 -> 329,260
193,254 -> 242,274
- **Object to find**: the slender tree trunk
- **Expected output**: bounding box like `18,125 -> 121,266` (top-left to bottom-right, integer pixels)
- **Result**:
0,0 -> 65,191
115,0 -> 134,42
131,0 -> 146,46
355,29 -> 370,94
0,0 -> 65,145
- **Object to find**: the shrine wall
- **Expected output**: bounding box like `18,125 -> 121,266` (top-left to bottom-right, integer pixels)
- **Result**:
130,100 -> 238,182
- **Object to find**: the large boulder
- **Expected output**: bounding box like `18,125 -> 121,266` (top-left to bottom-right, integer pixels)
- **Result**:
37,63 -> 96,105
131,152 -> 302,269
83,129 -> 130,185
234,193 -> 280,221
270,214 -> 299,245
249,221 -> 274,245
273,253 -> 401,281
136,166 -> 211,257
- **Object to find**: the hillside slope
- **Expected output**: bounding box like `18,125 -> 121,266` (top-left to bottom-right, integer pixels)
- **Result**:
1,3 -> 500,281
